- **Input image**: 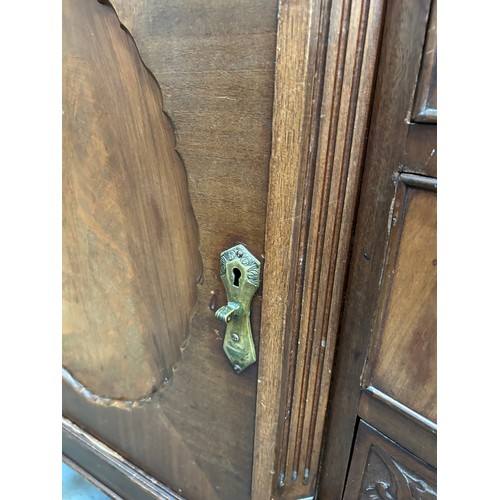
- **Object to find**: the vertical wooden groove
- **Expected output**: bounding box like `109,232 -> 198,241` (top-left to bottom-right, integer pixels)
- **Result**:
277,0 -> 333,488
254,0 -> 386,497
290,0 -> 354,483
303,0 -> 371,478
252,0 -> 330,497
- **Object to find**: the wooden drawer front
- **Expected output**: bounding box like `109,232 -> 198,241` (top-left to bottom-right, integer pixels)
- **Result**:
364,177 -> 437,423
344,420 -> 436,499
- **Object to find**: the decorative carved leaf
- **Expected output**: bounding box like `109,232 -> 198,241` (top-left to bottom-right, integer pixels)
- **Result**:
361,446 -> 436,500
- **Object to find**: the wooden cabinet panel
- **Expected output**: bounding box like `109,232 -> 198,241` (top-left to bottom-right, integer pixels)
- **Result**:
62,0 -> 278,498
343,421 -> 437,499
62,0 -> 202,401
364,179 -> 437,423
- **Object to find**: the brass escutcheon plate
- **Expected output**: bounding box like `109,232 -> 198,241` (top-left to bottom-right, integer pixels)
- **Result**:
215,244 -> 261,373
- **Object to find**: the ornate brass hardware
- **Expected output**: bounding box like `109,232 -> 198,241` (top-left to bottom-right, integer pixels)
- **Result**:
215,244 -> 261,373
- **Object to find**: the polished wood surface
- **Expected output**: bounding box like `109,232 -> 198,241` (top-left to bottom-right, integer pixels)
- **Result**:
253,0 -> 385,497
63,0 -> 438,497
62,0 -> 278,498
318,1 -> 436,497
343,421 -> 437,499
63,0 -> 201,400
365,184 -> 437,423
108,0 -> 277,339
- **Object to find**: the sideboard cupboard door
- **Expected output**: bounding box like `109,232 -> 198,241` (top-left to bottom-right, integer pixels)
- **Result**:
62,0 -> 277,498
62,0 -> 387,498
319,0 -> 437,497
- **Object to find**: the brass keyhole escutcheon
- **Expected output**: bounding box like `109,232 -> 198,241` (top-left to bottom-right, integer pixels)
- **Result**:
215,244 -> 261,373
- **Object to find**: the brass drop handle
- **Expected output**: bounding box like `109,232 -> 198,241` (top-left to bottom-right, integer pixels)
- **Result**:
215,301 -> 241,323
215,244 -> 261,373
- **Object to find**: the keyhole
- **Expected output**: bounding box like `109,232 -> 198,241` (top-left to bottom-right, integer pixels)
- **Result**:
233,268 -> 241,287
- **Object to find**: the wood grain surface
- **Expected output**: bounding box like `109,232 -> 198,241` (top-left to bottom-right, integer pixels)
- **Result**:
62,0 -> 278,498
62,0 -> 201,399
318,0 -> 435,497
358,388 -> 437,468
107,0 -> 278,339
365,183 -> 437,423
253,0 -> 385,497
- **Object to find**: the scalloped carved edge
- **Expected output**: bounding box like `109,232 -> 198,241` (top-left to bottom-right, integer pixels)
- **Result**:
63,0 -> 201,406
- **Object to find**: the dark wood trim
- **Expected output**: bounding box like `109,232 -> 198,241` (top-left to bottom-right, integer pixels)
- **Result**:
253,0 -> 386,498
358,392 -> 437,468
317,1 -> 433,497
62,417 -> 184,500
411,0 -> 437,124
363,386 -> 437,433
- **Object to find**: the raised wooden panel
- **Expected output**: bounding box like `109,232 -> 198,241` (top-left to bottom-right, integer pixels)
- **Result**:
364,177 -> 437,423
62,0 -> 278,497
62,0 -> 201,400
107,0 -> 277,340
343,421 -> 437,499
412,0 -> 437,123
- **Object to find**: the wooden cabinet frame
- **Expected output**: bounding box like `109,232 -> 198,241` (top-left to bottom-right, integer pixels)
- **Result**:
254,0 -> 385,498
62,0 -> 387,498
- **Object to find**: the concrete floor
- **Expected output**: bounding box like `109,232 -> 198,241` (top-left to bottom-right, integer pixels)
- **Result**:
62,463 -> 110,499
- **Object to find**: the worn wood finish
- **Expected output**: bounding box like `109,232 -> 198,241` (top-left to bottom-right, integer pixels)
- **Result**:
403,125 -> 437,177
343,421 -> 437,499
253,0 -> 385,497
62,0 -> 279,498
107,0 -> 277,342
364,182 -> 437,423
318,1 -> 434,497
63,417 -> 184,500
251,0 -> 330,495
358,389 -> 436,468
412,0 -> 437,123
62,0 -> 202,400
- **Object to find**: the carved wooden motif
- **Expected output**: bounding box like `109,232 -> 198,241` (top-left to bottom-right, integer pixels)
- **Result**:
253,0 -> 386,497
360,446 -> 437,499
344,421 -> 437,500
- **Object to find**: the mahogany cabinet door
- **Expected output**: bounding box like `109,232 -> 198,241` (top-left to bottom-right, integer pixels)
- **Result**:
62,0 -> 277,498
